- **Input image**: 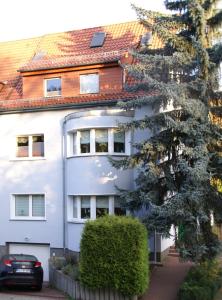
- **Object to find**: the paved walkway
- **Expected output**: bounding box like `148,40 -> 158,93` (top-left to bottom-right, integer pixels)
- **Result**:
140,256 -> 192,300
0,286 -> 67,300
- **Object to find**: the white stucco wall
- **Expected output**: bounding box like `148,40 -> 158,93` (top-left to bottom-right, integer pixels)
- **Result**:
0,109 -> 74,248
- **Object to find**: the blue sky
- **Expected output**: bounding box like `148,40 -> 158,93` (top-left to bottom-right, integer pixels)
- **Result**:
1,0 -> 168,42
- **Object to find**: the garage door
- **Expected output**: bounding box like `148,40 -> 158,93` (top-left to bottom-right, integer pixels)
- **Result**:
9,243 -> 50,282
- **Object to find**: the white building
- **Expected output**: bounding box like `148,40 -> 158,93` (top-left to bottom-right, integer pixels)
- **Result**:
0,21 -> 173,281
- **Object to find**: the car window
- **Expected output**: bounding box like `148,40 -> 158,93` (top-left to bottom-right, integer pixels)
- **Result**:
3,254 -> 37,261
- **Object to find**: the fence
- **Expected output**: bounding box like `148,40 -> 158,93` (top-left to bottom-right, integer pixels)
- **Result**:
49,263 -> 138,300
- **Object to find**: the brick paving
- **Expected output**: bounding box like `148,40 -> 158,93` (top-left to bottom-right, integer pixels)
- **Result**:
140,256 -> 192,300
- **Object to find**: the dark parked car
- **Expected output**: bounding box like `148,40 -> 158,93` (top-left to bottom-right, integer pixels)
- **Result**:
0,254 -> 43,290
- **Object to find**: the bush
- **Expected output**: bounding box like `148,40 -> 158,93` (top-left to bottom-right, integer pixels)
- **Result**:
178,260 -> 222,300
79,215 -> 149,296
62,263 -> 79,280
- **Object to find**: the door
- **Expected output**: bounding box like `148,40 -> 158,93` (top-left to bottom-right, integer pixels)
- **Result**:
9,243 -> 50,281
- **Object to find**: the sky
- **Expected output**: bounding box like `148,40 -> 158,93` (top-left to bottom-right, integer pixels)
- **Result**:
0,0 -> 168,42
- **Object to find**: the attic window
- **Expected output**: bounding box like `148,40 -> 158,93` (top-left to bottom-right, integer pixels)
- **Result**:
140,32 -> 152,47
45,78 -> 61,97
90,32 -> 106,48
32,51 -> 46,61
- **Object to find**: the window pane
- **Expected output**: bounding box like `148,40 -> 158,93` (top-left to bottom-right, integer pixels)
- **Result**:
46,78 -> 61,96
96,196 -> 109,218
73,197 -> 78,218
16,136 -> 29,157
32,135 -> 44,157
114,130 -> 125,153
32,195 -> 45,217
95,129 -> 108,152
81,196 -> 90,219
15,195 -> 29,216
80,74 -> 99,94
73,132 -> 77,155
114,196 -> 126,216
80,130 -> 90,153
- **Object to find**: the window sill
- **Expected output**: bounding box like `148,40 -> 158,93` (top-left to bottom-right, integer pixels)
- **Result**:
79,92 -> 99,95
10,157 -> 46,162
67,153 -> 129,158
10,218 -> 46,221
44,94 -> 61,98
68,219 -> 90,224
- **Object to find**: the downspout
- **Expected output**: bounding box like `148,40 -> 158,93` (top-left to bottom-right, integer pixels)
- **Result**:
62,116 -> 68,254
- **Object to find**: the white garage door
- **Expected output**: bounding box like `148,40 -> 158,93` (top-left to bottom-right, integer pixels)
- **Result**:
9,243 -> 50,282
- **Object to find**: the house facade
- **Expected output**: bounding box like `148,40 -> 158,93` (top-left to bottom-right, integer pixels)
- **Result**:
0,21 -> 173,281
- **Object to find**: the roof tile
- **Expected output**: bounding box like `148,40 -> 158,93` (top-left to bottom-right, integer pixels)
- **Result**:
0,21 -> 160,110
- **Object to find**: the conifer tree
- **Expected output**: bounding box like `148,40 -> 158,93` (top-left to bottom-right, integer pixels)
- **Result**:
113,0 -> 222,262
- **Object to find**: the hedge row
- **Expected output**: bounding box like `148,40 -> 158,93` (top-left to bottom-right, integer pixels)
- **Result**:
178,260 -> 222,300
79,215 -> 149,296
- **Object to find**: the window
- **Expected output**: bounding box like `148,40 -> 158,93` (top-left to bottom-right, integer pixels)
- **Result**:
45,78 -> 61,97
80,130 -> 90,153
68,128 -> 128,156
90,32 -> 106,48
219,62 -> 222,91
12,195 -> 45,220
16,135 -> 44,158
81,196 -> 91,219
80,74 -> 99,94
95,129 -> 108,152
114,196 -> 126,216
68,195 -> 126,222
114,130 -> 125,153
96,196 -> 109,217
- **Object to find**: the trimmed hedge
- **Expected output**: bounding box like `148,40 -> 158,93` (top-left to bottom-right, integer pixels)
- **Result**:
79,215 -> 149,296
178,260 -> 222,300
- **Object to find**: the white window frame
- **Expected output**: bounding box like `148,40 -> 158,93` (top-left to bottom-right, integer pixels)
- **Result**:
219,62 -> 222,91
15,134 -> 44,159
68,195 -> 126,223
10,194 -> 46,221
80,74 -> 99,94
44,77 -> 61,97
67,128 -> 130,157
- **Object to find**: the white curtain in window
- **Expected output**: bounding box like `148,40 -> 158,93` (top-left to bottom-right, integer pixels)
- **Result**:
95,129 -> 108,143
80,131 -> 90,144
114,131 -> 125,142
15,195 -> 29,216
96,196 -> 109,208
32,195 -> 45,217
73,197 -> 78,218
81,196 -> 90,208
80,74 -> 99,94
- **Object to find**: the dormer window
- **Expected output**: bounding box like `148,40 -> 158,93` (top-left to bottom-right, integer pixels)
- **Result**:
80,74 -> 99,94
45,78 -> 61,97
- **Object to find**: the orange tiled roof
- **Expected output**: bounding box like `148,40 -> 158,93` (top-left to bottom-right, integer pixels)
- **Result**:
0,92 -> 149,111
0,21 -> 160,110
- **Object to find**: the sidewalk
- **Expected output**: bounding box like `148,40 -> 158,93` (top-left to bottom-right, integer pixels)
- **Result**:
140,256 -> 192,300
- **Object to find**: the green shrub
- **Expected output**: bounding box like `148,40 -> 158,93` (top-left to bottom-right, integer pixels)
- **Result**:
79,215 -> 149,296
51,257 -> 66,270
178,260 -> 222,300
62,263 -> 79,280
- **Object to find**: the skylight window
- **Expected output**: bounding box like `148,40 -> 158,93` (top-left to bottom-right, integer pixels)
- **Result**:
90,32 -> 106,48
141,32 -> 152,47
